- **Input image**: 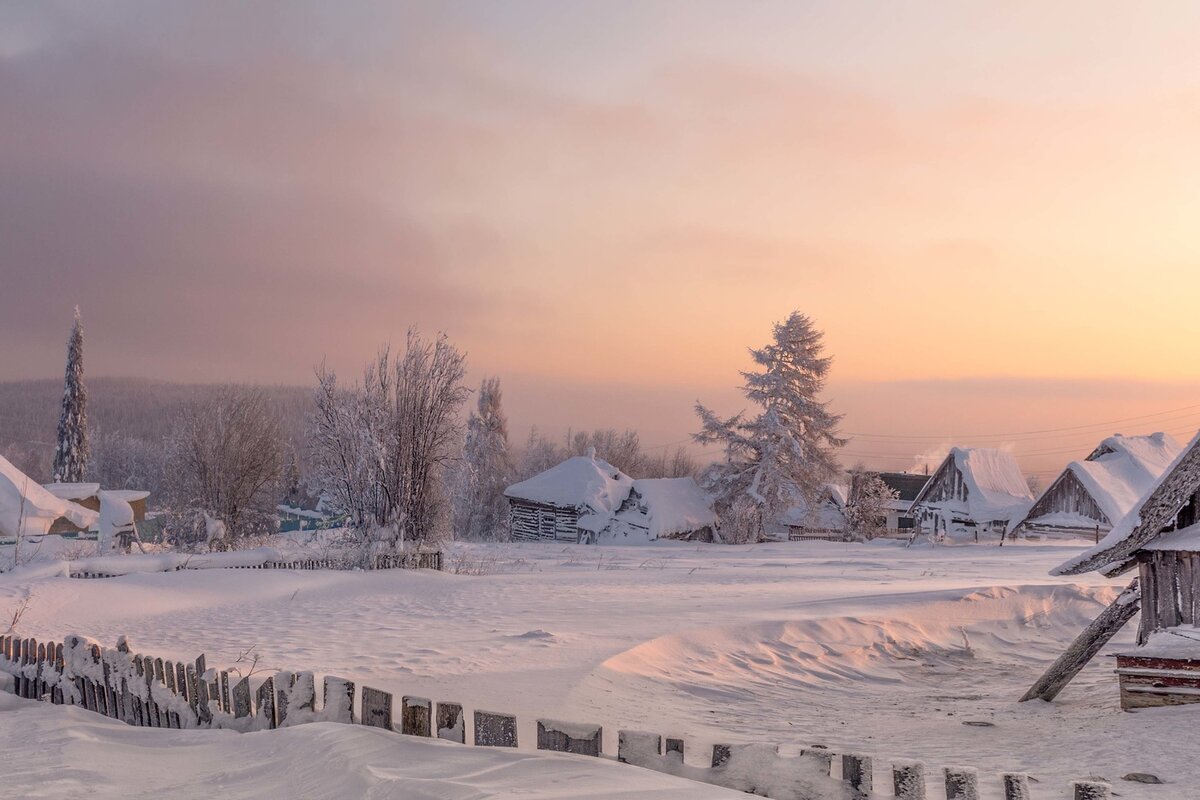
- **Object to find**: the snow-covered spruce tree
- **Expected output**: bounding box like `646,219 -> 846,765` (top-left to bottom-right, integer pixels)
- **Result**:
53,306 -> 90,483
694,312 -> 847,544
845,467 -> 898,541
452,378 -> 514,540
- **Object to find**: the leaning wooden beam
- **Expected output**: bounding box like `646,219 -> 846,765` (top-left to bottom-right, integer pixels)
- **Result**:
1020,578 -> 1140,703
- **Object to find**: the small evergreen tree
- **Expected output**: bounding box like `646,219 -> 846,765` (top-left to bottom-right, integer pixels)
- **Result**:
53,306 -> 90,483
695,312 -> 846,543
453,378 -> 514,540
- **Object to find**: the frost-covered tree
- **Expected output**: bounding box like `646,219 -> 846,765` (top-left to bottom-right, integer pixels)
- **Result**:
311,329 -> 468,552
165,386 -> 284,549
695,312 -> 846,543
452,378 -> 514,540
845,468 -> 898,541
517,427 -> 564,481
53,307 -> 89,483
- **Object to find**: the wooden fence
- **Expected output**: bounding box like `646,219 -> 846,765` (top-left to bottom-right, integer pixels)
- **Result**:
0,633 -> 1112,800
69,550 -> 443,580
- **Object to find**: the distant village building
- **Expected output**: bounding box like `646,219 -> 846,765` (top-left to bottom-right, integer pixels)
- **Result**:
908,448 -> 1034,539
0,455 -> 98,540
504,454 -> 717,544
1012,433 -> 1181,541
1051,431 -> 1200,709
877,472 -> 930,533
43,483 -> 149,534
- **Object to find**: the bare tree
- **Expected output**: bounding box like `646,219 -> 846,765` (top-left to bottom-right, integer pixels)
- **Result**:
166,386 -> 284,549
311,329 -> 468,553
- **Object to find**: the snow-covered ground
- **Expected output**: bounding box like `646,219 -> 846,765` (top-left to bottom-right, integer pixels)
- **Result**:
2,539 -> 1196,798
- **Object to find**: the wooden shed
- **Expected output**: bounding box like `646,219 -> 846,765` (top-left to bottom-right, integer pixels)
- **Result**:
602,477 -> 717,543
1011,433 -> 1180,541
908,448 -> 1034,540
43,483 -> 149,534
1052,431 -> 1200,709
504,454 -> 633,543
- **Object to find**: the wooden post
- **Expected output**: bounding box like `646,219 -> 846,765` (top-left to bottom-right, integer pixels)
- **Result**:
436,702 -> 465,743
536,720 -> 602,757
360,686 -> 393,730
232,677 -> 252,719
401,696 -> 432,737
944,767 -> 979,800
617,731 -> 661,764
843,754 -> 873,798
893,762 -> 926,800
1002,773 -> 1032,800
474,710 -> 518,747
323,677 -> 355,724
1073,781 -> 1111,800
711,744 -> 732,768
1020,578 -> 1140,702
664,737 -> 684,759
220,671 -> 231,714
257,676 -> 276,729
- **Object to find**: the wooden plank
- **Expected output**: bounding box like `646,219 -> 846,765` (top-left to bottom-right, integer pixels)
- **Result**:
360,686 -> 393,730
944,767 -> 979,800
322,677 -> 355,724
473,710 -> 517,747
256,676 -> 276,729
1002,774 -> 1032,800
842,754 -> 873,798
537,720 -> 602,757
892,762 -> 926,800
1020,578 -> 1140,702
1073,781 -> 1111,799
401,696 -> 432,737
232,677 -> 252,719
1158,552 -> 1181,628
436,702 -> 464,743
1180,554 -> 1196,626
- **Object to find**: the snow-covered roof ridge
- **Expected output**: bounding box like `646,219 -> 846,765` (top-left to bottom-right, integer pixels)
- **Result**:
1054,429 -> 1200,576
0,455 -> 99,537
504,455 -> 634,514
43,482 -> 102,501
1062,433 -> 1183,526
952,447 -> 1034,518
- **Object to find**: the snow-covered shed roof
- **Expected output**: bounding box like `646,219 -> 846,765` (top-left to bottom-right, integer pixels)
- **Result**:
0,455 -> 99,537
1054,430 -> 1200,577
911,447 -> 1034,521
1023,433 -> 1181,529
43,482 -> 101,501
620,477 -> 716,538
504,455 -> 633,514
777,483 -> 849,529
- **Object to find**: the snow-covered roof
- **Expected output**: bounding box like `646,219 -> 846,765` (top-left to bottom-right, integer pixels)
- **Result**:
106,489 -> 150,503
621,477 -> 716,538
504,455 -> 633,514
1025,433 -> 1181,529
0,455 -> 99,537
43,482 -> 101,501
912,448 -> 1034,522
1054,430 -> 1200,576
777,483 -> 849,529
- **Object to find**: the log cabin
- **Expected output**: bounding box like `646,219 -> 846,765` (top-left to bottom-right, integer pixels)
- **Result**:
505,454 -> 634,543
1053,431 -> 1200,709
1011,433 -> 1181,541
908,448 -> 1034,540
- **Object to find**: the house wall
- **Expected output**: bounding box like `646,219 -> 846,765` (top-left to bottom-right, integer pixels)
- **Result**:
508,499 -> 581,542
1137,550 -> 1200,643
1016,470 -> 1109,536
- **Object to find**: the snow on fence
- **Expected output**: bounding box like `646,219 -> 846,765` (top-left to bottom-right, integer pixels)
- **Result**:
65,548 -> 443,579
0,634 -> 1114,800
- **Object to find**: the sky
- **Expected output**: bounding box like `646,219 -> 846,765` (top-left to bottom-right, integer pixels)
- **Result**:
3,1 -> 1200,480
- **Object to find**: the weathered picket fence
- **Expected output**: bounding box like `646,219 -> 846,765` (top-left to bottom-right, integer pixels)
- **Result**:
69,550 -> 443,579
0,633 -> 1112,800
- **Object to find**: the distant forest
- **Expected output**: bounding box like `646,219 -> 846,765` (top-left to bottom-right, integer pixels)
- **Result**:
0,378 -> 314,504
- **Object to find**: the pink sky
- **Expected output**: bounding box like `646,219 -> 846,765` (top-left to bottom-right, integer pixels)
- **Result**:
3,2 -> 1200,480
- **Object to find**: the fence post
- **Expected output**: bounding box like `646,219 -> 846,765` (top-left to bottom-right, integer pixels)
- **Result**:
474,710 -> 518,747
323,677 -> 355,724
436,702 -> 465,743
664,737 -> 684,759
232,677 -> 252,719
1073,782 -> 1111,800
712,744 -> 732,768
842,754 -> 873,798
802,747 -> 834,776
893,762 -> 926,800
944,767 -> 980,800
617,731 -> 662,764
402,696 -> 432,737
360,686 -> 393,730
257,676 -> 276,729
536,720 -> 602,757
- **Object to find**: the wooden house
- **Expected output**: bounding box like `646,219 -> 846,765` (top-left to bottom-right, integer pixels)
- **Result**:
0,456 -> 98,539
1011,433 -> 1181,541
877,472 -> 930,533
43,483 -> 149,534
1051,431 -> 1200,709
505,454 -> 633,543
598,477 -> 717,543
908,448 -> 1034,540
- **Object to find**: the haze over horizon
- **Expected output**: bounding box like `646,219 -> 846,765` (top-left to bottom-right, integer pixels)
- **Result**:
4,1 -> 1200,480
